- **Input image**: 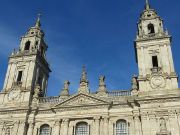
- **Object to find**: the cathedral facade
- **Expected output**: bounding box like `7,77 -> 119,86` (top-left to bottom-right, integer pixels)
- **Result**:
0,1 -> 179,135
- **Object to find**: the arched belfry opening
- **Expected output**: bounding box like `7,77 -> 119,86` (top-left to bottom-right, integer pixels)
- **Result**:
148,23 -> 155,34
24,41 -> 31,51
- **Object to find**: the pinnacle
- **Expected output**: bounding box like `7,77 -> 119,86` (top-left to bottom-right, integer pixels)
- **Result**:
35,13 -> 42,28
145,0 -> 150,10
80,65 -> 88,83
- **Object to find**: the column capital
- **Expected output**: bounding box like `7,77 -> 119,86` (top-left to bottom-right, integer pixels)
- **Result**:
54,120 -> 61,126
19,121 -> 26,125
29,122 -> 35,128
102,116 -> 109,123
63,118 -> 69,123
94,116 -> 101,120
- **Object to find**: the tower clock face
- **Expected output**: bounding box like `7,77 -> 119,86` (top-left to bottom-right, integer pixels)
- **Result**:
8,89 -> 21,101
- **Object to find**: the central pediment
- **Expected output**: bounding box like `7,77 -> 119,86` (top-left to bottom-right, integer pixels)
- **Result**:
53,93 -> 110,108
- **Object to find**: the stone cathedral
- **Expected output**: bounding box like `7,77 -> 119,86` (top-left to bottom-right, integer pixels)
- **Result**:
0,1 -> 179,135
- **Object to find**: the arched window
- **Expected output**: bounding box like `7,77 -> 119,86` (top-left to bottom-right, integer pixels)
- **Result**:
24,41 -> 31,51
5,127 -> 11,135
115,120 -> 128,135
148,23 -> 155,34
39,124 -> 50,135
75,122 -> 89,135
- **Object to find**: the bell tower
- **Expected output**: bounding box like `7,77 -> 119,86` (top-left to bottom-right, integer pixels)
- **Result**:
3,15 -> 51,97
134,0 -> 178,92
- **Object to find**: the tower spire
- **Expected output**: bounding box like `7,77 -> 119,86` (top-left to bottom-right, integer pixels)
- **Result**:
35,13 -> 42,28
145,0 -> 150,10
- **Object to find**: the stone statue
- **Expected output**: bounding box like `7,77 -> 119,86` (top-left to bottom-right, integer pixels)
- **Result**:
99,76 -> 105,86
60,81 -> 70,96
160,118 -> 167,132
97,75 -> 107,94
131,75 -> 138,90
64,81 -> 70,90
33,85 -> 41,102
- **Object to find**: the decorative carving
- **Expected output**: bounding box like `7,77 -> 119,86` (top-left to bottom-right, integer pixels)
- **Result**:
60,81 -> 70,96
150,75 -> 166,89
131,75 -> 138,95
8,88 -> 21,101
33,85 -> 41,102
157,118 -> 171,135
97,75 -> 107,95
53,93 -> 109,108
78,66 -> 89,94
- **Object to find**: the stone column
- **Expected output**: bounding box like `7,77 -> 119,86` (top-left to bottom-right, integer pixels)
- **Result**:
27,122 -> 35,135
54,120 -> 61,135
68,122 -> 74,135
149,114 -> 157,135
103,117 -> 109,135
176,111 -> 180,135
169,111 -> 179,135
129,116 -> 134,135
141,114 -> 150,135
62,119 -> 69,135
12,121 -> 19,135
94,116 -> 100,135
134,115 -> 142,135
17,121 -> 26,135
108,119 -> 114,135
100,119 -> 103,135
0,124 -> 4,135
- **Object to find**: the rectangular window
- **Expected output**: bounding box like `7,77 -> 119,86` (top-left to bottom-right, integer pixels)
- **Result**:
152,56 -> 158,67
17,71 -> 23,82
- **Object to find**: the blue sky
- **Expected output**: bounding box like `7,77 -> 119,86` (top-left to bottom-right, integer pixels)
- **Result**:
0,0 -> 179,96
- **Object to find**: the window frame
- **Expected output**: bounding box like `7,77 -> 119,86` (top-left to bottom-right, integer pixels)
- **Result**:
75,122 -> 89,135
24,41 -> 31,51
152,55 -> 159,68
114,120 -> 129,135
147,23 -> 155,34
39,124 -> 51,135
17,70 -> 23,82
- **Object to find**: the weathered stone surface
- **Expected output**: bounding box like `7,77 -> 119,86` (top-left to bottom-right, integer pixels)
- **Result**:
0,2 -> 179,135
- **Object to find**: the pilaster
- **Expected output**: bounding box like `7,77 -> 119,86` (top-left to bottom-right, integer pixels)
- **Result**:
62,119 -> 69,135
103,117 -> 109,135
12,121 -> 19,135
94,116 -> 100,135
27,122 -> 35,135
54,120 -> 61,135
68,122 -> 74,135
133,113 -> 142,135
17,121 -> 26,135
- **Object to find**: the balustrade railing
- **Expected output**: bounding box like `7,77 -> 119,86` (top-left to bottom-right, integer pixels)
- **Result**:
108,90 -> 131,97
39,96 -> 60,103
